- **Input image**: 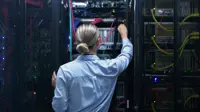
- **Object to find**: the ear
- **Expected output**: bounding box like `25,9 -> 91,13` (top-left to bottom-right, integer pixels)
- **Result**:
98,37 -> 101,42
96,37 -> 101,46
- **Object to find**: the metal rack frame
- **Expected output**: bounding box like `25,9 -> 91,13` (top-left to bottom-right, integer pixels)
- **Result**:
173,0 -> 184,111
133,0 -> 144,111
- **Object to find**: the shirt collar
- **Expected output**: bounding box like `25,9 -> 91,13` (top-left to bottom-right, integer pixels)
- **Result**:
76,54 -> 100,61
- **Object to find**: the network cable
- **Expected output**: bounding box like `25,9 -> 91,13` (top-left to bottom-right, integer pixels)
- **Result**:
152,32 -> 199,56
151,35 -> 173,56
69,0 -> 73,60
151,8 -> 173,32
151,8 -> 200,32
184,94 -> 199,106
151,102 -> 156,112
151,32 -> 200,71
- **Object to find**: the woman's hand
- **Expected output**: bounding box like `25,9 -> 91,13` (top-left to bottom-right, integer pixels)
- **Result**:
118,24 -> 128,39
52,71 -> 56,88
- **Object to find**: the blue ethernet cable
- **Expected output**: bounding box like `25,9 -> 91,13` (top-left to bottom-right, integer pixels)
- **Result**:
69,0 -> 73,61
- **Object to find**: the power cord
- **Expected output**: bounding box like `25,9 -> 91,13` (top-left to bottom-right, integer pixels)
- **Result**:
91,18 -> 103,25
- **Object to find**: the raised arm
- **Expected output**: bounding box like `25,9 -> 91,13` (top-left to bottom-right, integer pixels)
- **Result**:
111,24 -> 133,74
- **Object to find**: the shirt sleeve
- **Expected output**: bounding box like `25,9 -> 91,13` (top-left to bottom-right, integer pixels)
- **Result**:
52,67 -> 69,112
111,38 -> 133,74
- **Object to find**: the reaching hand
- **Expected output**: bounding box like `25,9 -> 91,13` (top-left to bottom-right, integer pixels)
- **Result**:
118,24 -> 128,39
52,71 -> 56,88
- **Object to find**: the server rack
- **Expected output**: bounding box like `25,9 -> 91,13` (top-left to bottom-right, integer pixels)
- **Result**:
141,0 -> 200,112
11,0 -> 55,112
0,0 -> 24,111
65,0 -> 134,112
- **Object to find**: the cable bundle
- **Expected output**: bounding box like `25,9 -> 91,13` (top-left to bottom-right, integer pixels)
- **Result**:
150,8 -> 200,71
151,32 -> 200,71
91,18 -> 103,25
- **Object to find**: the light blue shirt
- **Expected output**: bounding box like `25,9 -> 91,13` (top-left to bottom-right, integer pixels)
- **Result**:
52,38 -> 133,112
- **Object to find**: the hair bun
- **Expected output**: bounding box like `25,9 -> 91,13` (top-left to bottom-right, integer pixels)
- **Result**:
76,43 -> 89,54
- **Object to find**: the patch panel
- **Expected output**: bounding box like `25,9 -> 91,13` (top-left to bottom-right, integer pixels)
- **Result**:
99,28 -> 115,44
152,50 -> 199,71
80,18 -> 116,23
98,28 -> 122,50
73,2 -> 88,8
154,23 -> 198,44
155,8 -> 173,16
72,0 -> 126,8
153,0 -> 199,17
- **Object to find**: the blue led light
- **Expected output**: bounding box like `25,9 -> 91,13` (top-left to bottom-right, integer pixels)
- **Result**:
154,77 -> 158,82
0,36 -> 5,71
0,58 -> 5,61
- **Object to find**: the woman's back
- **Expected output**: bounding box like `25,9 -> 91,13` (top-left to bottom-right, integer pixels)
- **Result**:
63,56 -> 119,112
52,24 -> 133,112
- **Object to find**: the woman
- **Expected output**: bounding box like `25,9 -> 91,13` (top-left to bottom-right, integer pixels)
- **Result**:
52,24 -> 133,112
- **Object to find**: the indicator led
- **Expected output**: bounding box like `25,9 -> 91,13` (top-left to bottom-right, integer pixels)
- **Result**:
154,77 -> 158,82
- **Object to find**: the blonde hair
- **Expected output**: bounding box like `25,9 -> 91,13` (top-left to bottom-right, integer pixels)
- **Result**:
76,24 -> 100,54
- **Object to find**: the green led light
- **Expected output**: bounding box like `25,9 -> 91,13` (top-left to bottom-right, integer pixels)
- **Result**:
34,66 -> 36,68
34,76 -> 37,79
